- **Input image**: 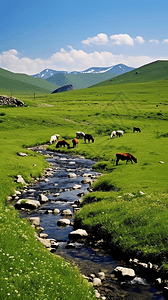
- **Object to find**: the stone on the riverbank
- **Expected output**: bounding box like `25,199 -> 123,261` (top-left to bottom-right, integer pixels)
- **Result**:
15,199 -> 41,209
17,152 -> 28,157
51,241 -> 59,249
113,266 -> 135,280
15,175 -> 26,185
38,238 -> 52,248
98,271 -> 105,280
69,229 -> 88,239
39,233 -> 49,238
93,278 -> 102,287
61,209 -> 72,216
57,219 -> 71,226
29,217 -> 40,227
68,172 -> 77,178
38,194 -> 49,203
95,290 -> 101,298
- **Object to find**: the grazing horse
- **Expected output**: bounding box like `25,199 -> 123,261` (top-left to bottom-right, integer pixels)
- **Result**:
84,134 -> 94,143
133,127 -> 141,133
72,138 -> 78,148
116,130 -> 124,137
76,131 -> 85,139
116,153 -> 137,165
50,134 -> 60,144
56,140 -> 70,148
110,131 -> 116,139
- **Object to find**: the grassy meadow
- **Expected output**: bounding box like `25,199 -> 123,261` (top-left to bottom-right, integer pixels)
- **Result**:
1,76 -> 168,298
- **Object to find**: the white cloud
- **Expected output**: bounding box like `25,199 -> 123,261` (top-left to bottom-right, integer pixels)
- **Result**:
110,34 -> 134,46
149,39 -> 159,43
0,47 -> 164,75
82,33 -> 108,45
162,39 -> 168,43
134,36 -> 145,44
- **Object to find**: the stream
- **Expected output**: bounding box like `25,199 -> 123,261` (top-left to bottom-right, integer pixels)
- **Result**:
18,146 -> 166,300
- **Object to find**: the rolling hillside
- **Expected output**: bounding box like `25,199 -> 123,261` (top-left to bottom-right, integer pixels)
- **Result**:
91,60 -> 168,87
0,68 -> 58,94
46,72 -> 115,89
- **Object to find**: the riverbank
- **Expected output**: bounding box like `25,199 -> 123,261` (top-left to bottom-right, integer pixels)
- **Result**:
14,145 -> 167,299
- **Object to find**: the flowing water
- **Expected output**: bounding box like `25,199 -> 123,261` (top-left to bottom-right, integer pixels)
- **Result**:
19,146 -> 166,300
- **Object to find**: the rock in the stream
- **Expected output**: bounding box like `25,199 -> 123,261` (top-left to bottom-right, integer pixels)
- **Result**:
57,219 -> 71,226
69,229 -> 88,239
61,209 -> 72,216
38,194 -> 49,203
73,184 -> 81,190
68,172 -> 77,178
113,266 -> 136,280
15,199 -> 41,209
54,208 -> 60,214
81,178 -> 93,184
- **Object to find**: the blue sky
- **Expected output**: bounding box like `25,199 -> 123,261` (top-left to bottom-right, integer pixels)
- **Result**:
1,0 -> 168,75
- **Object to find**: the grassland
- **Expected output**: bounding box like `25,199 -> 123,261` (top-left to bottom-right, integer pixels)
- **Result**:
0,67 -> 58,94
1,73 -> 168,298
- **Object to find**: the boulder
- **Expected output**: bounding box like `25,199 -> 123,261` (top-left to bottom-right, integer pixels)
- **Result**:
51,84 -> 76,94
68,173 -> 77,178
17,152 -> 27,157
69,229 -> 88,239
29,217 -> 40,227
57,219 -> 71,226
54,208 -> 60,214
15,175 -> 26,185
81,178 -> 93,184
113,266 -> 135,280
15,199 -> 41,209
73,184 -> 81,190
38,194 -> 49,204
61,209 -> 72,216
93,278 -> 102,287
0,95 -> 24,107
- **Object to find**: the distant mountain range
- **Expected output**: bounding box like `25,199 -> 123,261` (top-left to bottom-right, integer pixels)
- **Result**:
32,64 -> 134,79
31,64 -> 134,90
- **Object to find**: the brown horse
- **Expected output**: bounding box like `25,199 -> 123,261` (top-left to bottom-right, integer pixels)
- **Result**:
72,138 -> 78,148
56,140 -> 70,148
116,153 -> 137,165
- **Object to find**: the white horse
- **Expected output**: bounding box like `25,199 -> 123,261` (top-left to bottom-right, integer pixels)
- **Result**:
50,134 -> 60,144
110,131 -> 116,139
116,130 -> 124,137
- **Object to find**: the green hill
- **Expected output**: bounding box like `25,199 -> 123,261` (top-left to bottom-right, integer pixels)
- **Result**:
0,68 -> 58,94
46,72 -> 115,89
91,60 -> 168,87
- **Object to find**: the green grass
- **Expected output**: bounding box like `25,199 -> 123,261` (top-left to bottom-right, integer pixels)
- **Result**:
0,67 -> 58,94
1,76 -> 168,298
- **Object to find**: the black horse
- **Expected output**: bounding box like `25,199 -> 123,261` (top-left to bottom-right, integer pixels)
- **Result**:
84,134 -> 94,143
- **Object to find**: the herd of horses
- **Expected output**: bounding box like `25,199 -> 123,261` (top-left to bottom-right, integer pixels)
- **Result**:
50,127 -> 141,165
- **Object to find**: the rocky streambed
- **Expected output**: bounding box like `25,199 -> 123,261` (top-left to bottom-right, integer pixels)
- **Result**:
14,145 -> 167,299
